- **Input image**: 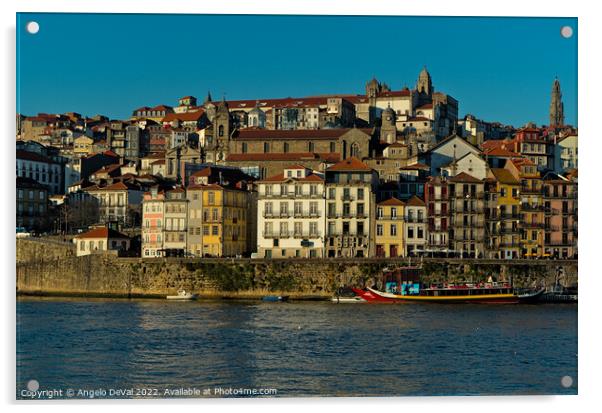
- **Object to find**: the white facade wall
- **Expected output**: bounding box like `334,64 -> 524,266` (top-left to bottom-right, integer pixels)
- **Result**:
257,179 -> 326,258
554,135 -> 578,173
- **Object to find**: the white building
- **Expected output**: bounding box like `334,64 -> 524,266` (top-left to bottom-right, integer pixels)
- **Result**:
73,227 -> 130,257
257,164 -> 326,258
422,134 -> 482,176
16,150 -> 64,195
404,195 -> 427,256
554,134 -> 578,173
441,152 -> 489,180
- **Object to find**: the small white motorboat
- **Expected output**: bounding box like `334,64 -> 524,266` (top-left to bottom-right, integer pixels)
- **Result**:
166,289 -> 197,300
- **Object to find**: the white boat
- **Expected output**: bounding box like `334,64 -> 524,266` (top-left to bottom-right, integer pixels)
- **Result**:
166,289 -> 197,300
331,296 -> 366,303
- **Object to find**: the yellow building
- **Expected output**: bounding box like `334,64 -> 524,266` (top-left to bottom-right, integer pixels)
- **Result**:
73,136 -> 94,158
375,197 -> 405,258
505,158 -> 545,258
490,168 -> 521,259
187,184 -> 249,257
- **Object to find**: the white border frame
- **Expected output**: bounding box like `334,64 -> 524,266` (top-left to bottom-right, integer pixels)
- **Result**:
3,1 -> 599,412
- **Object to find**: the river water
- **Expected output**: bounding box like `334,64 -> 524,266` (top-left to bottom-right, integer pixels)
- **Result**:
16,297 -> 577,398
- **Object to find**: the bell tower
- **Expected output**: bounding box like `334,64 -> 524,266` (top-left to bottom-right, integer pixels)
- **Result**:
549,77 -> 565,128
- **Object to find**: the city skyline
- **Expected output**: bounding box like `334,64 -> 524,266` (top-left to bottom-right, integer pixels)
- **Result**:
17,14 -> 577,127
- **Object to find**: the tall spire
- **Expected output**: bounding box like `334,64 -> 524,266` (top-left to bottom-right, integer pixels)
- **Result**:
417,65 -> 433,95
549,77 -> 564,128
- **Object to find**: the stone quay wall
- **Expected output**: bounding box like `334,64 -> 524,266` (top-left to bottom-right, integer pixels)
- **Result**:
16,239 -> 578,299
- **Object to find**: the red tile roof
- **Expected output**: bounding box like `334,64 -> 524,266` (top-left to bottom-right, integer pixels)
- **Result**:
326,157 -> 372,172
448,172 -> 482,183
234,128 -> 370,141
226,152 -> 340,163
283,163 -> 307,170
378,197 -> 405,206
16,150 -> 54,163
399,162 -> 429,171
490,168 -> 520,185
484,147 -> 520,157
162,109 -> 205,123
258,172 -> 323,183
74,227 -> 129,240
405,196 -> 426,207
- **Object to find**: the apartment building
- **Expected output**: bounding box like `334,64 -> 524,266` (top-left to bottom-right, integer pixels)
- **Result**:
448,172 -> 486,258
257,165 -> 326,258
404,196 -> 427,257
324,158 -> 378,258
542,172 -> 577,259
375,198 -> 405,258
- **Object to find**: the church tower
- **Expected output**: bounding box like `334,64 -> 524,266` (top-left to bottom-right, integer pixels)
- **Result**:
379,105 -> 397,143
213,98 -> 231,162
416,66 -> 433,96
549,78 -> 565,128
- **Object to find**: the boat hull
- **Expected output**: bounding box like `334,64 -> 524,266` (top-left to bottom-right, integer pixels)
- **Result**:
353,287 -> 544,304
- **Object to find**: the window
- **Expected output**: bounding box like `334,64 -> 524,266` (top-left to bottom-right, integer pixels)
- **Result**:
242,143 -> 247,153
357,203 -> 364,216
330,142 -> 336,153
391,224 -> 397,236
264,142 -> 270,153
283,142 -> 289,153
377,224 -> 383,236
357,188 -> 364,200
212,226 -> 218,235
308,142 -> 315,152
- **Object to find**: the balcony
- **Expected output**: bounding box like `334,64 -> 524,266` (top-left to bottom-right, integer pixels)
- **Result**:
499,242 -> 522,248
499,228 -> 521,234
543,192 -> 577,199
327,231 -> 366,238
521,222 -> 545,229
545,240 -> 575,247
521,204 -> 545,212
340,194 -> 355,201
406,217 -> 426,223
520,187 -> 543,195
450,191 -> 485,199
293,231 -> 322,239
293,210 -> 322,218
452,236 -> 485,242
500,213 -> 520,220
453,222 -> 484,228
452,207 -> 485,214
544,225 -> 559,232
262,231 -> 292,239
376,215 -> 404,221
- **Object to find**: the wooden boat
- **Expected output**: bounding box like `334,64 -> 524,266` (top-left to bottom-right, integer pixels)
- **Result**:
353,266 -> 545,304
262,295 -> 289,302
166,289 -> 197,300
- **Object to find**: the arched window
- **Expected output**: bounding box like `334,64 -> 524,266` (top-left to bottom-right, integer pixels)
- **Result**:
218,125 -> 224,137
350,143 -> 360,158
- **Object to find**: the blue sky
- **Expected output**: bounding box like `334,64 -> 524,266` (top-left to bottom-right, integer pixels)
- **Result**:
16,14 -> 577,127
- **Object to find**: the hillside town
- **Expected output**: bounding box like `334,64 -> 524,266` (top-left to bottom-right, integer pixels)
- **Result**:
16,68 -> 578,260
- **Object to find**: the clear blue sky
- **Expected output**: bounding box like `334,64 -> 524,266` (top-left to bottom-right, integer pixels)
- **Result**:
16,14 -> 577,127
